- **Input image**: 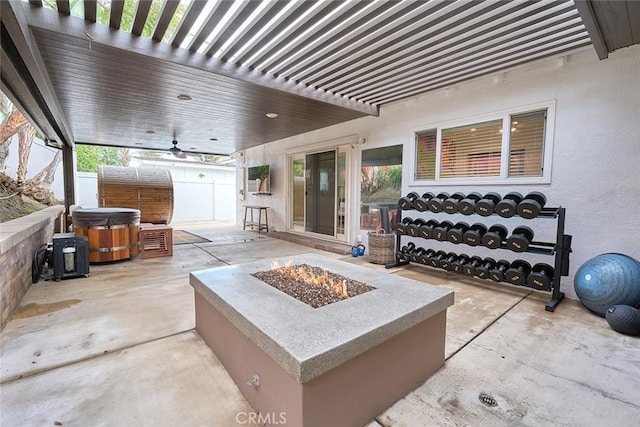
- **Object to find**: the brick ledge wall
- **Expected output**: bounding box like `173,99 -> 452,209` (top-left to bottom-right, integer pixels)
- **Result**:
0,206 -> 64,331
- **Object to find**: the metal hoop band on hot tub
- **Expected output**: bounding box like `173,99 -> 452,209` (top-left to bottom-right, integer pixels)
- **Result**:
72,208 -> 141,263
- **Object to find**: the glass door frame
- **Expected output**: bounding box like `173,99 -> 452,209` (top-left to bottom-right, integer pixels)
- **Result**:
289,153 -> 306,234
286,138 -> 354,242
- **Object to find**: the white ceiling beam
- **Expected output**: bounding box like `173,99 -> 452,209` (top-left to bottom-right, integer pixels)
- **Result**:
573,0 -> 609,59
2,0 -> 75,146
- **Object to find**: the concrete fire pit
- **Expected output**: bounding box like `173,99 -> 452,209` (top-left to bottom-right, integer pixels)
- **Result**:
190,253 -> 454,427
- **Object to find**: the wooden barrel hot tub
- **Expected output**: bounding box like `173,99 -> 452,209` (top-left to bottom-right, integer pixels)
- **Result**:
73,208 -> 141,263
98,165 -> 173,224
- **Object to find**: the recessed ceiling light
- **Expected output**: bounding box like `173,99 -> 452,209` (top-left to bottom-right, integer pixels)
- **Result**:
146,130 -> 156,134
266,112 -> 278,118
210,138 -> 218,141
135,142 -> 143,145
177,94 -> 192,101
190,147 -> 197,150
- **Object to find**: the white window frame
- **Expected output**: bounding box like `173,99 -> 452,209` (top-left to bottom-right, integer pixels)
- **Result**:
410,100 -> 555,186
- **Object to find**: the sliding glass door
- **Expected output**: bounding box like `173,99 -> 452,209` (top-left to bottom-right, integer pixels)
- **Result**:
305,150 -> 336,236
289,146 -> 347,240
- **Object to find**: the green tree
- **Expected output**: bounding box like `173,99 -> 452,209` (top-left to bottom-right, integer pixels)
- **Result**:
97,147 -> 122,166
139,150 -> 163,159
76,144 -> 99,172
76,144 -> 128,172
385,165 -> 402,189
119,0 -> 137,32
45,0 -> 188,40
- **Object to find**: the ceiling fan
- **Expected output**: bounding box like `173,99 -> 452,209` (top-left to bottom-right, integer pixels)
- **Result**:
168,139 -> 187,158
145,134 -> 228,160
154,137 -> 200,159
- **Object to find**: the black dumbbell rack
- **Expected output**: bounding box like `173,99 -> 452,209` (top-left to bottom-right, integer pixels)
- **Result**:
386,202 -> 571,312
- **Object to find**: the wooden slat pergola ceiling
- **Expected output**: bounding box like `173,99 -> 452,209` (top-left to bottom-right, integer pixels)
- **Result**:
3,0 -> 640,155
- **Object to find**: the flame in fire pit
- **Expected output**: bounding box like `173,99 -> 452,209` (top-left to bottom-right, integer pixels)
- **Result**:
272,260 -> 349,298
252,261 -> 375,308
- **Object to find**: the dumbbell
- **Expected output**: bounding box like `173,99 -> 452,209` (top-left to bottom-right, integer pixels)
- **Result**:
397,242 -> 416,262
447,222 -> 470,244
427,250 -> 448,268
505,259 -> 532,285
427,192 -> 450,213
489,259 -> 511,282
413,192 -> 435,212
450,254 -> 470,274
439,252 -> 459,270
481,224 -> 508,249
475,192 -> 502,216
398,192 -> 420,210
419,220 -> 440,239
495,192 -> 523,218
506,226 -> 534,252
407,247 -> 420,263
406,218 -> 427,238
432,221 -> 454,241
394,217 -> 414,235
458,192 -> 483,216
462,223 -> 487,246
418,249 -> 437,265
475,257 -> 496,280
517,191 -> 547,219
410,247 -> 429,263
527,263 -> 554,291
401,241 -> 417,252
462,256 -> 483,276
443,192 -> 466,214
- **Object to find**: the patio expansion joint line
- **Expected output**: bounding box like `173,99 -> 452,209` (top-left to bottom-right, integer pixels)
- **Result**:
192,235 -> 279,265
192,243 -> 231,265
0,328 -> 197,385
445,290 -> 532,361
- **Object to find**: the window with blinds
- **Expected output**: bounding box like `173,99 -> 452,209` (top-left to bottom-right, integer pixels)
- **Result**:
414,108 -> 548,182
415,129 -> 436,180
509,110 -> 546,177
441,119 -> 503,178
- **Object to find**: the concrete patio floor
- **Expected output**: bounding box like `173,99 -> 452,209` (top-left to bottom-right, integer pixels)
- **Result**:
1,224 -> 638,426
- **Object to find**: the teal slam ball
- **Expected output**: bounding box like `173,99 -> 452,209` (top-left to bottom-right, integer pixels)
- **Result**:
574,253 -> 640,317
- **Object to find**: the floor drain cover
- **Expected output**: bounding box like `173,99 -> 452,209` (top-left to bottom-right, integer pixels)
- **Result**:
479,392 -> 497,407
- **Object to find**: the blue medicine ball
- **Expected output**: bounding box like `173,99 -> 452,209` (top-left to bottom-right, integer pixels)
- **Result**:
574,253 -> 640,317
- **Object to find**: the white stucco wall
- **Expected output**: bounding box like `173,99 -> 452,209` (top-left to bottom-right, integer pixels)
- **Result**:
241,44 -> 640,300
